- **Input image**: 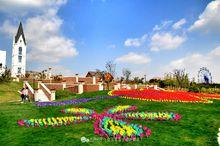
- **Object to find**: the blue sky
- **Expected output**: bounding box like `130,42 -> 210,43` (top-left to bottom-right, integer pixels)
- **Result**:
0,0 -> 220,82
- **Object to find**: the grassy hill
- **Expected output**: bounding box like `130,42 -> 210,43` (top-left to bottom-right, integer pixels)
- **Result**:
0,82 -> 219,145
0,82 -> 23,102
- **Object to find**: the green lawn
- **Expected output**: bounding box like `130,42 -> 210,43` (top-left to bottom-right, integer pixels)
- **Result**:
0,82 -> 23,102
0,82 -> 220,146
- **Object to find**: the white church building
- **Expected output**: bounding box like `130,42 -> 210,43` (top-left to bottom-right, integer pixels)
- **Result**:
0,50 -> 6,75
11,22 -> 26,77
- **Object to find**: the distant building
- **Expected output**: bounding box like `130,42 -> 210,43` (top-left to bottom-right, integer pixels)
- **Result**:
86,71 -> 103,79
0,50 -> 6,75
11,22 -> 27,77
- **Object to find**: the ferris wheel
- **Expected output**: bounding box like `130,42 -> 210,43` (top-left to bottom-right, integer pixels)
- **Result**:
198,67 -> 212,84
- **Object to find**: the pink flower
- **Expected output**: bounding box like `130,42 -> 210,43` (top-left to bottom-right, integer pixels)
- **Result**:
124,136 -> 129,141
131,135 -> 136,141
143,126 -> 148,130
17,120 -> 24,126
140,133 -> 144,138
94,129 -> 99,134
146,129 -> 151,136
174,114 -> 181,120
116,134 -> 121,140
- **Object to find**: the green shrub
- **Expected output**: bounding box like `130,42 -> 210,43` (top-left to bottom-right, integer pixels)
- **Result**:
199,87 -> 220,94
55,90 -> 76,99
0,68 -> 12,83
188,86 -> 200,93
200,87 -> 207,93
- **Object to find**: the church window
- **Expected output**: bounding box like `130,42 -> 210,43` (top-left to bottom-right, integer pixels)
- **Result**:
18,56 -> 22,63
18,47 -> 22,55
18,67 -> 21,74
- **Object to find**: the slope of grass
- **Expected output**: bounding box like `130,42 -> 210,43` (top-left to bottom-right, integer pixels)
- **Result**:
0,82 -> 23,102
0,82 -> 219,145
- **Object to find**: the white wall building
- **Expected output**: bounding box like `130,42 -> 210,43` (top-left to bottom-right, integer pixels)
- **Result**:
11,22 -> 26,77
0,50 -> 6,75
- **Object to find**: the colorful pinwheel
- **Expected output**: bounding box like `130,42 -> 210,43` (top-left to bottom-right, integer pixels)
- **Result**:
18,105 -> 181,141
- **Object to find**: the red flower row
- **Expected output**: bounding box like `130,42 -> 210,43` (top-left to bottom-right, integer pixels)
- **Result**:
109,89 -> 219,103
190,92 -> 220,100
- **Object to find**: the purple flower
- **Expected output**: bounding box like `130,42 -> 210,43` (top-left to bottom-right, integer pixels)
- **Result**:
36,96 -> 118,107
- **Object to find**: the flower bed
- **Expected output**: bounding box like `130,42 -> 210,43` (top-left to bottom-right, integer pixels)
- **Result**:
116,112 -> 181,121
17,116 -> 92,127
18,105 -> 181,141
104,105 -> 137,114
94,116 -> 151,141
36,95 -> 118,107
191,92 -> 220,100
61,107 -> 95,115
109,89 -> 212,103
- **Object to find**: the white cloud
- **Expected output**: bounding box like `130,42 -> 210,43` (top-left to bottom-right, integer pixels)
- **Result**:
26,10 -> 78,63
150,32 -> 185,51
124,34 -> 147,47
165,46 -> 220,82
0,1 -> 78,63
209,46 -> 220,56
51,65 -> 74,76
36,65 -> 74,76
153,20 -> 172,31
0,20 -> 17,37
172,18 -> 186,30
189,0 -> 220,33
115,52 -> 151,64
0,0 -> 66,15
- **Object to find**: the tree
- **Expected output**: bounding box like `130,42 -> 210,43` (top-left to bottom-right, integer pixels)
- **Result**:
38,70 -> 47,80
0,67 -> 11,82
102,72 -> 113,90
105,61 -> 116,78
163,73 -> 176,88
25,73 -> 30,78
120,77 -> 124,83
95,69 -> 104,79
53,75 -> 63,81
173,69 -> 189,88
122,68 -> 131,83
133,77 -> 144,84
149,78 -> 160,84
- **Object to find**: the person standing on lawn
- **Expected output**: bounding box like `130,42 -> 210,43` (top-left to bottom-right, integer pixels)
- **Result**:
24,87 -> 30,102
18,88 -> 25,103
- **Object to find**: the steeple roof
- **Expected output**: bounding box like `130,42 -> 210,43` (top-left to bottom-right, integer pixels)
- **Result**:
15,22 -> 26,45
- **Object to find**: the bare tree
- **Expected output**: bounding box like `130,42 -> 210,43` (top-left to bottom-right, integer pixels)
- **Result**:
0,67 -> 11,82
122,68 -> 131,83
95,69 -> 104,79
53,75 -> 63,81
25,73 -> 30,79
133,77 -> 144,84
105,61 -> 116,77
173,69 -> 189,88
38,70 -> 47,80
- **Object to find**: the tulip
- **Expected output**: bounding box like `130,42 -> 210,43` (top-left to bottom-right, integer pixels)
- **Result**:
110,89 -> 212,103
18,104 -> 182,142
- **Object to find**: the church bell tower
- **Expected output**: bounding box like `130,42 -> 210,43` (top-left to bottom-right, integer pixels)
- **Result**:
11,22 -> 26,77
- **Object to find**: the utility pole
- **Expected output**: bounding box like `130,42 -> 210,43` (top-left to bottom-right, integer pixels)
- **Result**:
144,75 -> 146,87
49,67 -> 52,84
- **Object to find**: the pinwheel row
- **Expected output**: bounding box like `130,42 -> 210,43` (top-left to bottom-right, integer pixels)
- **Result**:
18,105 -> 181,141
